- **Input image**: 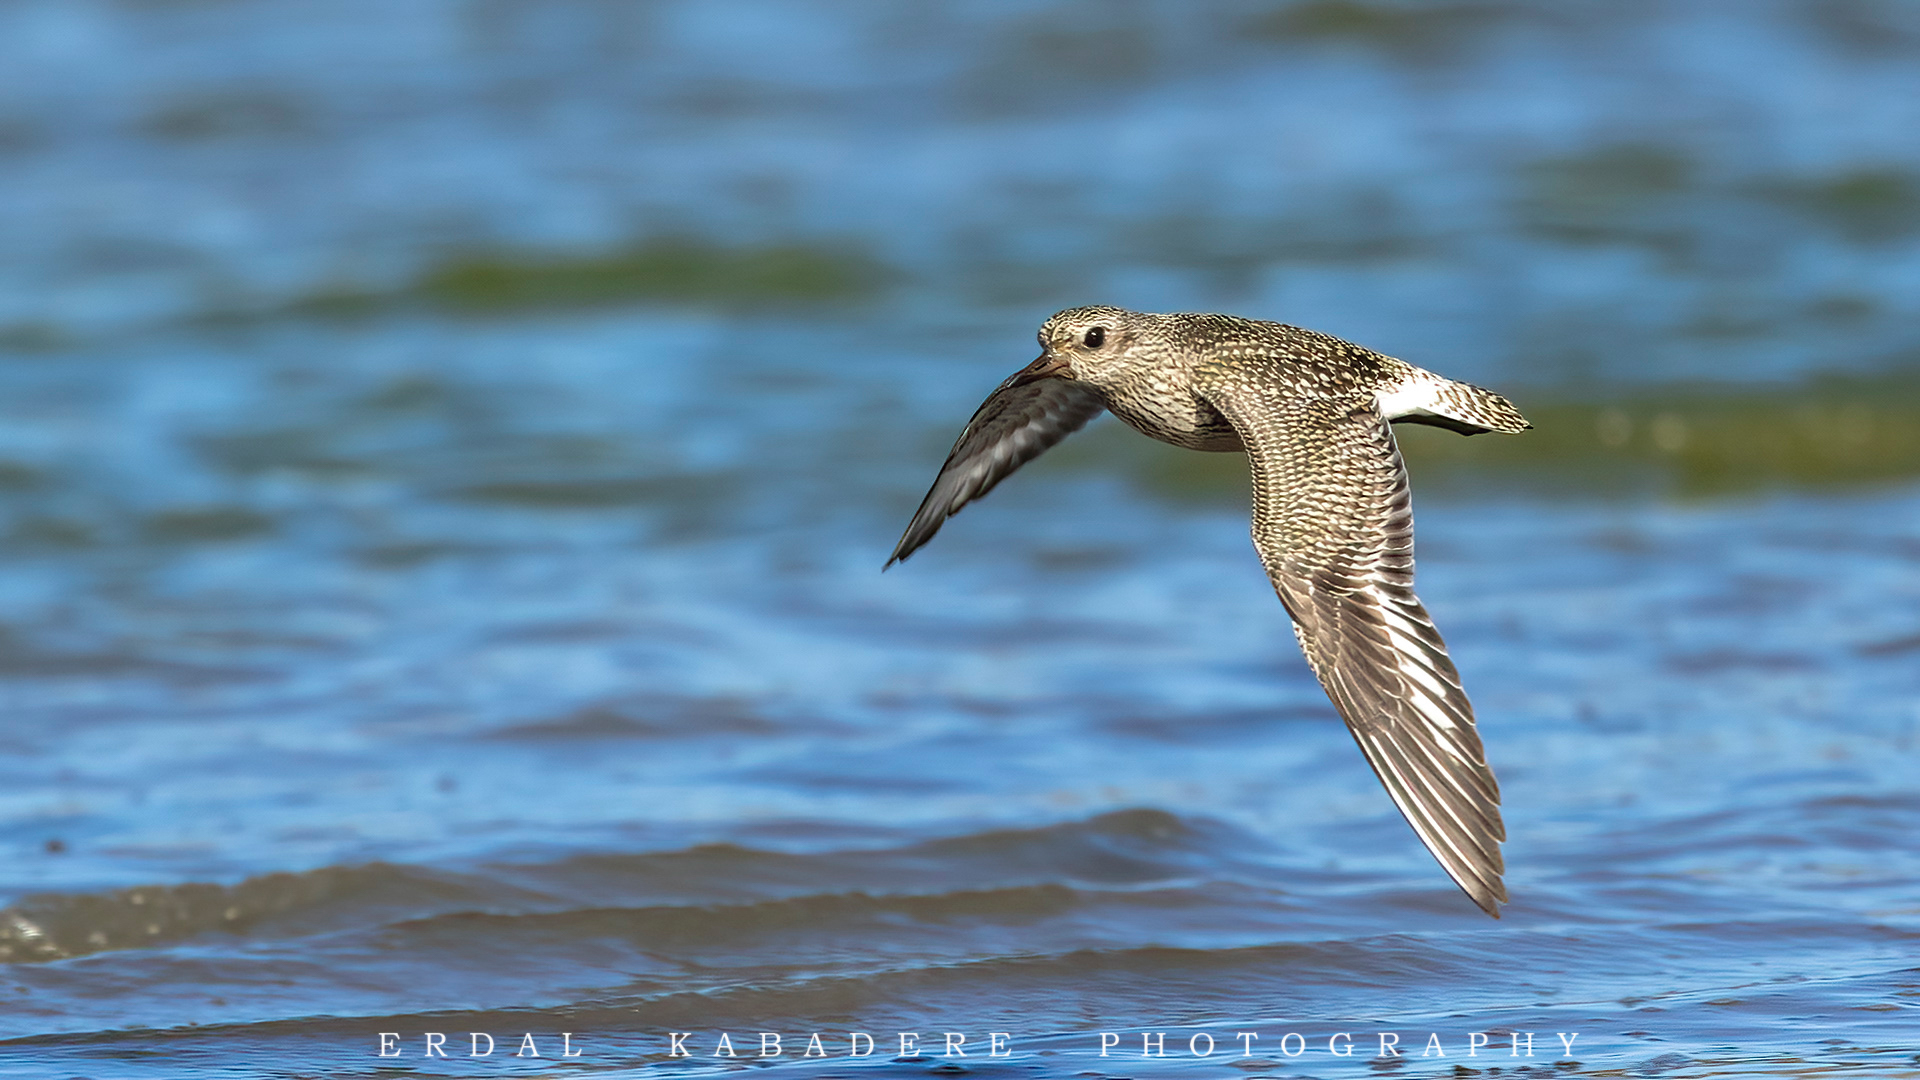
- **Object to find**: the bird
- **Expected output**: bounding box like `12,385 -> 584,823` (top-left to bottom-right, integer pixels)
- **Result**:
886,306 -> 1530,917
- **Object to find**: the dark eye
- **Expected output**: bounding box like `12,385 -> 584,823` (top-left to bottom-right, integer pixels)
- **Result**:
1082,326 -> 1106,349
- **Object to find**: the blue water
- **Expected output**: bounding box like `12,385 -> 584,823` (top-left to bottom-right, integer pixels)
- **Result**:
1,2 -> 1918,1077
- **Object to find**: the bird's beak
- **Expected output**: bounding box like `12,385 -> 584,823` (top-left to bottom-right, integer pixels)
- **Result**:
1009,352 -> 1073,385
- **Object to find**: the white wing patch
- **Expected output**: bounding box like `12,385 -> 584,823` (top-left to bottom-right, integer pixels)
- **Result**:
1374,373 -> 1447,421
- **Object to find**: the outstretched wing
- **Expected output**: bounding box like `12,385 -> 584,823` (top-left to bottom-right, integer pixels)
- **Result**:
1197,382 -> 1507,916
887,358 -> 1105,566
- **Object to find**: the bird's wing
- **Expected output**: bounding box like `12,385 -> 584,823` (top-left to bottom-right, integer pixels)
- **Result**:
1196,381 -> 1507,916
887,359 -> 1105,566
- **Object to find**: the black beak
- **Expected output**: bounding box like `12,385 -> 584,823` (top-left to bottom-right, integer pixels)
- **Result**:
1008,352 -> 1072,386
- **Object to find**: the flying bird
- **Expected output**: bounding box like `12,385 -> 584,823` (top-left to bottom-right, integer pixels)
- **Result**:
886,307 -> 1530,916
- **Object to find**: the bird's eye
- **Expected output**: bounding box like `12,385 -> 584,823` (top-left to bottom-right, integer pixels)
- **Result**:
1082,326 -> 1106,349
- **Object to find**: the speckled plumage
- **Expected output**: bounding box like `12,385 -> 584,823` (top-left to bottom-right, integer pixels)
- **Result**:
888,306 -> 1531,917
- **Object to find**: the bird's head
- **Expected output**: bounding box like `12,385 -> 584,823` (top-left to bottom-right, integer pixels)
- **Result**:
1026,305 -> 1152,386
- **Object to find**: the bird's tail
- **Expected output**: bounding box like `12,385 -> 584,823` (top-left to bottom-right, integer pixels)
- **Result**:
1386,370 -> 1530,437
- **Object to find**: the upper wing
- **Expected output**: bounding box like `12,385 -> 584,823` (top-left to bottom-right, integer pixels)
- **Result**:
887,359 -> 1106,566
1196,382 -> 1507,916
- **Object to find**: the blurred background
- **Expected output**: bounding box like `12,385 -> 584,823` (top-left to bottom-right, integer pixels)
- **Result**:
1,1 -> 1918,1076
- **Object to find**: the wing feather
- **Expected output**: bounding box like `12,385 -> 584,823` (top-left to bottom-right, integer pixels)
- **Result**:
888,361 -> 1105,566
1198,384 -> 1508,915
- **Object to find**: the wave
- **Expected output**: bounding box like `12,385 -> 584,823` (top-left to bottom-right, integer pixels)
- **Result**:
0,810 -> 1292,966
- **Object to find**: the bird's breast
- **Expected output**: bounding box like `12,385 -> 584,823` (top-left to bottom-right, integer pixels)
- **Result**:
1102,379 -> 1244,452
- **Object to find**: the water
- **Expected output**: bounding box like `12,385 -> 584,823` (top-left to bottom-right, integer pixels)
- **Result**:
2,2 -> 1919,1077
